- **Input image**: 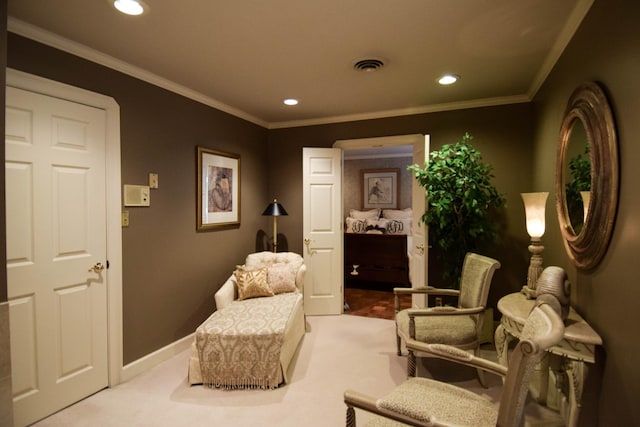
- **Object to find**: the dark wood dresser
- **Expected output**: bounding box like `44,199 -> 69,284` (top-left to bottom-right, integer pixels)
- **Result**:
344,233 -> 410,287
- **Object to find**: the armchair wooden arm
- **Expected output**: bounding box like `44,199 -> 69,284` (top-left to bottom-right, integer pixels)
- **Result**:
393,286 -> 461,312
406,340 -> 507,378
407,306 -> 485,317
393,286 -> 460,297
393,286 -> 432,294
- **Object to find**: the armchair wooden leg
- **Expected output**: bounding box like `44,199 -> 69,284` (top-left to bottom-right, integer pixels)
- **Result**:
396,333 -> 402,356
346,405 -> 356,427
476,368 -> 488,388
474,347 -> 488,388
408,350 -> 417,377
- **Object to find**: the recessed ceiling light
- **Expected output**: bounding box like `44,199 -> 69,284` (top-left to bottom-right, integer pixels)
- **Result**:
438,74 -> 459,85
283,99 -> 299,106
113,0 -> 147,16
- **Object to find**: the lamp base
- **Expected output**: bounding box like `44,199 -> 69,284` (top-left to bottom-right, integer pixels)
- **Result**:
522,240 -> 544,300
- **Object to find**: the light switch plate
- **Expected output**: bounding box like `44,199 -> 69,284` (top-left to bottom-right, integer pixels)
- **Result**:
123,185 -> 150,206
149,173 -> 158,189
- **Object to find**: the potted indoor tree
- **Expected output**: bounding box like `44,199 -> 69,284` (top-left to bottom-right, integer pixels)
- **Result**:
408,133 -> 505,287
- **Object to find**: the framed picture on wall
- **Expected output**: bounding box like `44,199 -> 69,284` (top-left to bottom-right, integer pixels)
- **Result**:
362,168 -> 399,209
197,146 -> 241,231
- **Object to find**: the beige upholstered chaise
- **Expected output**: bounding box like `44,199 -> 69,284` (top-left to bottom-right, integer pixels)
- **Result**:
188,251 -> 306,389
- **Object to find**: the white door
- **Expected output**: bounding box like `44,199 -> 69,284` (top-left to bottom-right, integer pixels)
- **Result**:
6,86 -> 109,426
409,135 -> 430,307
302,147 -> 343,315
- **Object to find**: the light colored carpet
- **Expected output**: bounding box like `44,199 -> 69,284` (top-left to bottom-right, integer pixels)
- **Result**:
32,315 -> 558,427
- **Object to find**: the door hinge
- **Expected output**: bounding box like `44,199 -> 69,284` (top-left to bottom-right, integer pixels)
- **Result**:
106,260 -> 110,269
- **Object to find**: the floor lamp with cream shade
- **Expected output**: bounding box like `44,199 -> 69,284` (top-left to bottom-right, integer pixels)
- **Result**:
521,192 -> 548,298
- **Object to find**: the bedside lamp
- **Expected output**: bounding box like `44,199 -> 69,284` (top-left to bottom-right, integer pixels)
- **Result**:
262,199 -> 288,253
521,192 -> 548,299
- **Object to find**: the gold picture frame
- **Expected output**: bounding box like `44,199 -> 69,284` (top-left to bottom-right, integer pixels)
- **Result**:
362,168 -> 399,209
197,146 -> 241,231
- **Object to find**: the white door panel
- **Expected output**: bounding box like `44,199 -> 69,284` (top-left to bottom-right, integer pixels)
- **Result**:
410,135 -> 430,307
303,148 -> 343,315
6,86 -> 109,426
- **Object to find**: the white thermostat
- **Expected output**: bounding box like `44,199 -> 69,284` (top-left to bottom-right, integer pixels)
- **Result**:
123,185 -> 151,206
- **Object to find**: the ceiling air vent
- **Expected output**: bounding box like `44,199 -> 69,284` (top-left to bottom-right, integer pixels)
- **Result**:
354,58 -> 384,72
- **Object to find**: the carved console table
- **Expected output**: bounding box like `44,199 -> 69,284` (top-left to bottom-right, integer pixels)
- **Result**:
496,292 -> 602,427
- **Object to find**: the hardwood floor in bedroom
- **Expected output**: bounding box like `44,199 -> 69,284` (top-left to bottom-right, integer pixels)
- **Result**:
344,285 -> 412,320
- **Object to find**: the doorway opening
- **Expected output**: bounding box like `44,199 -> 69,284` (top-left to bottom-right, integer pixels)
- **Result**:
334,134 -> 430,319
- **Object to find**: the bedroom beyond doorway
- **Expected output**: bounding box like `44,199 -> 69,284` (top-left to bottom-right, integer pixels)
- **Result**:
344,286 -> 411,320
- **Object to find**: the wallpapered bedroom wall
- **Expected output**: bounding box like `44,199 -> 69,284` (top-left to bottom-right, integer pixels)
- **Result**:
343,156 -> 413,220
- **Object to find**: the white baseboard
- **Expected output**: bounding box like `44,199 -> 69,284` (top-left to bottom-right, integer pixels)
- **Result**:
120,333 -> 194,383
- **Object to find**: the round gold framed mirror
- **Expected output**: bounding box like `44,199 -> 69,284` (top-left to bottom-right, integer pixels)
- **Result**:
556,82 -> 618,269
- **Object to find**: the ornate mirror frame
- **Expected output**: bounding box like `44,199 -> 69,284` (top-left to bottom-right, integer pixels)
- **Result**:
556,82 -> 619,269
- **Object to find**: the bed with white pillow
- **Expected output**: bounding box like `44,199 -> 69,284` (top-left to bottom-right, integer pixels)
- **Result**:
344,208 -> 413,287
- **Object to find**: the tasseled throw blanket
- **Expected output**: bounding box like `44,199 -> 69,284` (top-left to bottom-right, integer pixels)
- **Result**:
195,292 -> 299,390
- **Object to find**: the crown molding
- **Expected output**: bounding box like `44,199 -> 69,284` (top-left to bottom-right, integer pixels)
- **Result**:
267,95 -> 531,129
8,18 -> 269,128
527,0 -> 594,98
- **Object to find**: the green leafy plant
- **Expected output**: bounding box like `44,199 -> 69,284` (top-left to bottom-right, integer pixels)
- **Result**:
408,133 -> 505,287
565,144 -> 591,233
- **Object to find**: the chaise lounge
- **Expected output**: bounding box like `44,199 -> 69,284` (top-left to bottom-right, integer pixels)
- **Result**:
188,251 -> 307,389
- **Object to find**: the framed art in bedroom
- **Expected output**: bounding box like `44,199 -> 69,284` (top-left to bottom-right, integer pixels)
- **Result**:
362,168 -> 399,209
197,146 -> 241,231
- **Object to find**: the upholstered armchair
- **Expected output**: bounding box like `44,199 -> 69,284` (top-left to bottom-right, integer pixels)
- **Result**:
394,252 -> 500,385
344,295 -> 565,427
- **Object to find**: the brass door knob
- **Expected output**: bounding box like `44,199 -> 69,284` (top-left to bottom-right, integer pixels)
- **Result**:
88,262 -> 105,273
303,238 -> 316,255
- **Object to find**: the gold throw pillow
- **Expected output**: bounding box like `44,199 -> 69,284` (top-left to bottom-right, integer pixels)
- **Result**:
234,267 -> 273,300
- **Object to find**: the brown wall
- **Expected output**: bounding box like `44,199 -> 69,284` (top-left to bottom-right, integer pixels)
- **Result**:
7,34 -> 271,364
267,104 -> 535,309
531,0 -> 640,424
343,156 -> 413,219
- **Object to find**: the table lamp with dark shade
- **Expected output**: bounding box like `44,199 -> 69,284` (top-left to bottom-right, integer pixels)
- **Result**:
262,199 -> 288,252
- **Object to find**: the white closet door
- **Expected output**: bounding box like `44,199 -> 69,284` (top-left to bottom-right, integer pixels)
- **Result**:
6,86 -> 109,426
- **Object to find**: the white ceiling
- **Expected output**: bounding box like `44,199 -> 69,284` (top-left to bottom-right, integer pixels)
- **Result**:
7,0 -> 592,129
